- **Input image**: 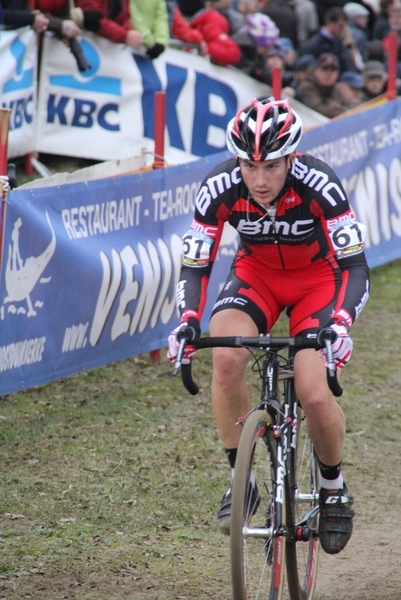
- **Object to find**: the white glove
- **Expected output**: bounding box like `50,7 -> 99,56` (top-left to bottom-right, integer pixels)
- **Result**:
320,323 -> 353,370
167,322 -> 198,365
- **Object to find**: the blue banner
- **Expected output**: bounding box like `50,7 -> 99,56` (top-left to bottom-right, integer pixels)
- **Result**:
0,152 -> 232,395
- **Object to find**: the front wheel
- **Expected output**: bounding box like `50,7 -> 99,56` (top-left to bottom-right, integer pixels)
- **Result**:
285,402 -> 320,600
230,410 -> 286,600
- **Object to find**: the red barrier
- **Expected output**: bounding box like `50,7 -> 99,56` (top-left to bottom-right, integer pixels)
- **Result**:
386,32 -> 398,100
150,91 -> 167,361
272,67 -> 282,101
152,91 -> 166,170
0,108 -> 11,280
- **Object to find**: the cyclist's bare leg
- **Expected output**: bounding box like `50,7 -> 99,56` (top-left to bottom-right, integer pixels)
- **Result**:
294,348 -> 345,467
209,309 -> 258,449
295,348 -> 354,554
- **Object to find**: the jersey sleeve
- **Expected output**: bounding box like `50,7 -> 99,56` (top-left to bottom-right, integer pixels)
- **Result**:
176,162 -> 234,324
304,157 -> 370,328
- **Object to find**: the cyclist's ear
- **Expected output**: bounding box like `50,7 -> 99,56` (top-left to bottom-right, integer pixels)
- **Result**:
287,151 -> 297,168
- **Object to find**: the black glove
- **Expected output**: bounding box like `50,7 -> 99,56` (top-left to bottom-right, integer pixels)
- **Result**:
83,10 -> 102,32
146,43 -> 164,59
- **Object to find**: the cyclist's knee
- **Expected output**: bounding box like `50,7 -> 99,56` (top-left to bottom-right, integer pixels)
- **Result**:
212,347 -> 248,386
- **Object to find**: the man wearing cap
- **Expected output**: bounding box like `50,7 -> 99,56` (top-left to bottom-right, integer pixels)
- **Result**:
361,60 -> 389,99
296,52 -> 350,117
337,71 -> 365,107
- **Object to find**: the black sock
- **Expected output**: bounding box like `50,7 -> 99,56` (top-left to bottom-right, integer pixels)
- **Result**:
225,447 -> 237,469
318,459 -> 342,481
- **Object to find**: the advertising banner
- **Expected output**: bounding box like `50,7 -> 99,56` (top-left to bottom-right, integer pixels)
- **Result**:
0,152 -> 234,395
0,28 -> 38,159
36,34 -> 274,162
299,100 -> 401,268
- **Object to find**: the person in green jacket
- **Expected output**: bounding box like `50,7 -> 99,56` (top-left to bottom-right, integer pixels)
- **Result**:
129,0 -> 170,59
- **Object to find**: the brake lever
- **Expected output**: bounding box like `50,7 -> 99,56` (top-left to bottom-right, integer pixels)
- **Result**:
324,338 -> 336,378
173,337 -> 187,376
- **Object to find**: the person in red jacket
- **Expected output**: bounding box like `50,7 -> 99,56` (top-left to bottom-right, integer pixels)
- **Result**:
74,0 -> 143,48
33,0 -> 92,71
175,0 -> 241,66
171,2 -> 207,53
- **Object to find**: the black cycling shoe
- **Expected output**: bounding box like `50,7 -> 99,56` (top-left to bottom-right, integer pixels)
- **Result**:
319,485 -> 355,554
217,482 -> 260,535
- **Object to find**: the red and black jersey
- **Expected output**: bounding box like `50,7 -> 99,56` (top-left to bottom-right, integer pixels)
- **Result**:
178,153 -> 369,330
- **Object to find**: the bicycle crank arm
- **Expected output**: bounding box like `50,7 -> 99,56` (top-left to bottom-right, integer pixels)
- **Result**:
295,505 -> 320,528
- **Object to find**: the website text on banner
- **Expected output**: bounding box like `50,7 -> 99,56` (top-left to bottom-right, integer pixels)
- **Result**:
0,152 -> 235,395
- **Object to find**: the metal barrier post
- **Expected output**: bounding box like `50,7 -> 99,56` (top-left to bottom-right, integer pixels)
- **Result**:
149,91 -> 167,361
0,108 -> 11,280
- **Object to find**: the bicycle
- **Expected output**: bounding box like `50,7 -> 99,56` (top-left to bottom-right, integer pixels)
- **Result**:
173,327 -> 342,600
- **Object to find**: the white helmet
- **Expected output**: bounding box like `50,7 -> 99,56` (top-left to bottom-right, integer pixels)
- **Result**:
226,97 -> 303,162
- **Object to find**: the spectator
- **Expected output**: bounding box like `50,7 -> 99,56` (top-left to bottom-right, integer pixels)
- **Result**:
35,0 -> 92,71
129,0 -> 170,59
236,0 -> 265,15
262,43 -> 295,87
170,1 -> 206,51
74,0 -> 143,48
35,0 -> 80,37
1,0 -> 49,33
1,0 -> 93,71
382,0 -> 401,70
207,0 -> 245,33
298,7 -> 356,74
232,12 -> 279,78
372,0 -> 396,39
344,2 -> 371,61
292,0 -> 319,47
361,58 -> 388,97
296,52 -> 350,117
175,0 -> 241,65
277,36 -> 296,68
262,0 -> 298,48
291,53 -> 316,97
365,38 -> 386,60
336,70 -> 365,106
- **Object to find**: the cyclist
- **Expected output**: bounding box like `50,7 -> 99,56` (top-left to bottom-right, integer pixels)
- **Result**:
168,97 -> 370,555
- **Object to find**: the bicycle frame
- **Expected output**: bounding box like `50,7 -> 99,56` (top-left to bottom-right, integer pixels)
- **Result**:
175,331 -> 340,600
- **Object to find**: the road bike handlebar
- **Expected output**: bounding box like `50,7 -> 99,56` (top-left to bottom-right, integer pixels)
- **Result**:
174,330 -> 343,398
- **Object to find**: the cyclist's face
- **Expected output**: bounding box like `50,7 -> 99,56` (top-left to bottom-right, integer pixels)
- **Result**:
239,154 -> 294,206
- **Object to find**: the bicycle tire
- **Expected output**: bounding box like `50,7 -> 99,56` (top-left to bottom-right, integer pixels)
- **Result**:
285,396 -> 320,600
231,410 -> 286,600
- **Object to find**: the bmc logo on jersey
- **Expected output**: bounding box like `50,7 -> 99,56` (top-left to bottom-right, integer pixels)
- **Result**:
237,218 -> 314,237
292,160 -> 346,207
196,167 -> 241,215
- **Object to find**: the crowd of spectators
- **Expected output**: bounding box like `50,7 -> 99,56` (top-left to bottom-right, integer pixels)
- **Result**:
0,0 -> 400,116
166,0 -> 399,116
